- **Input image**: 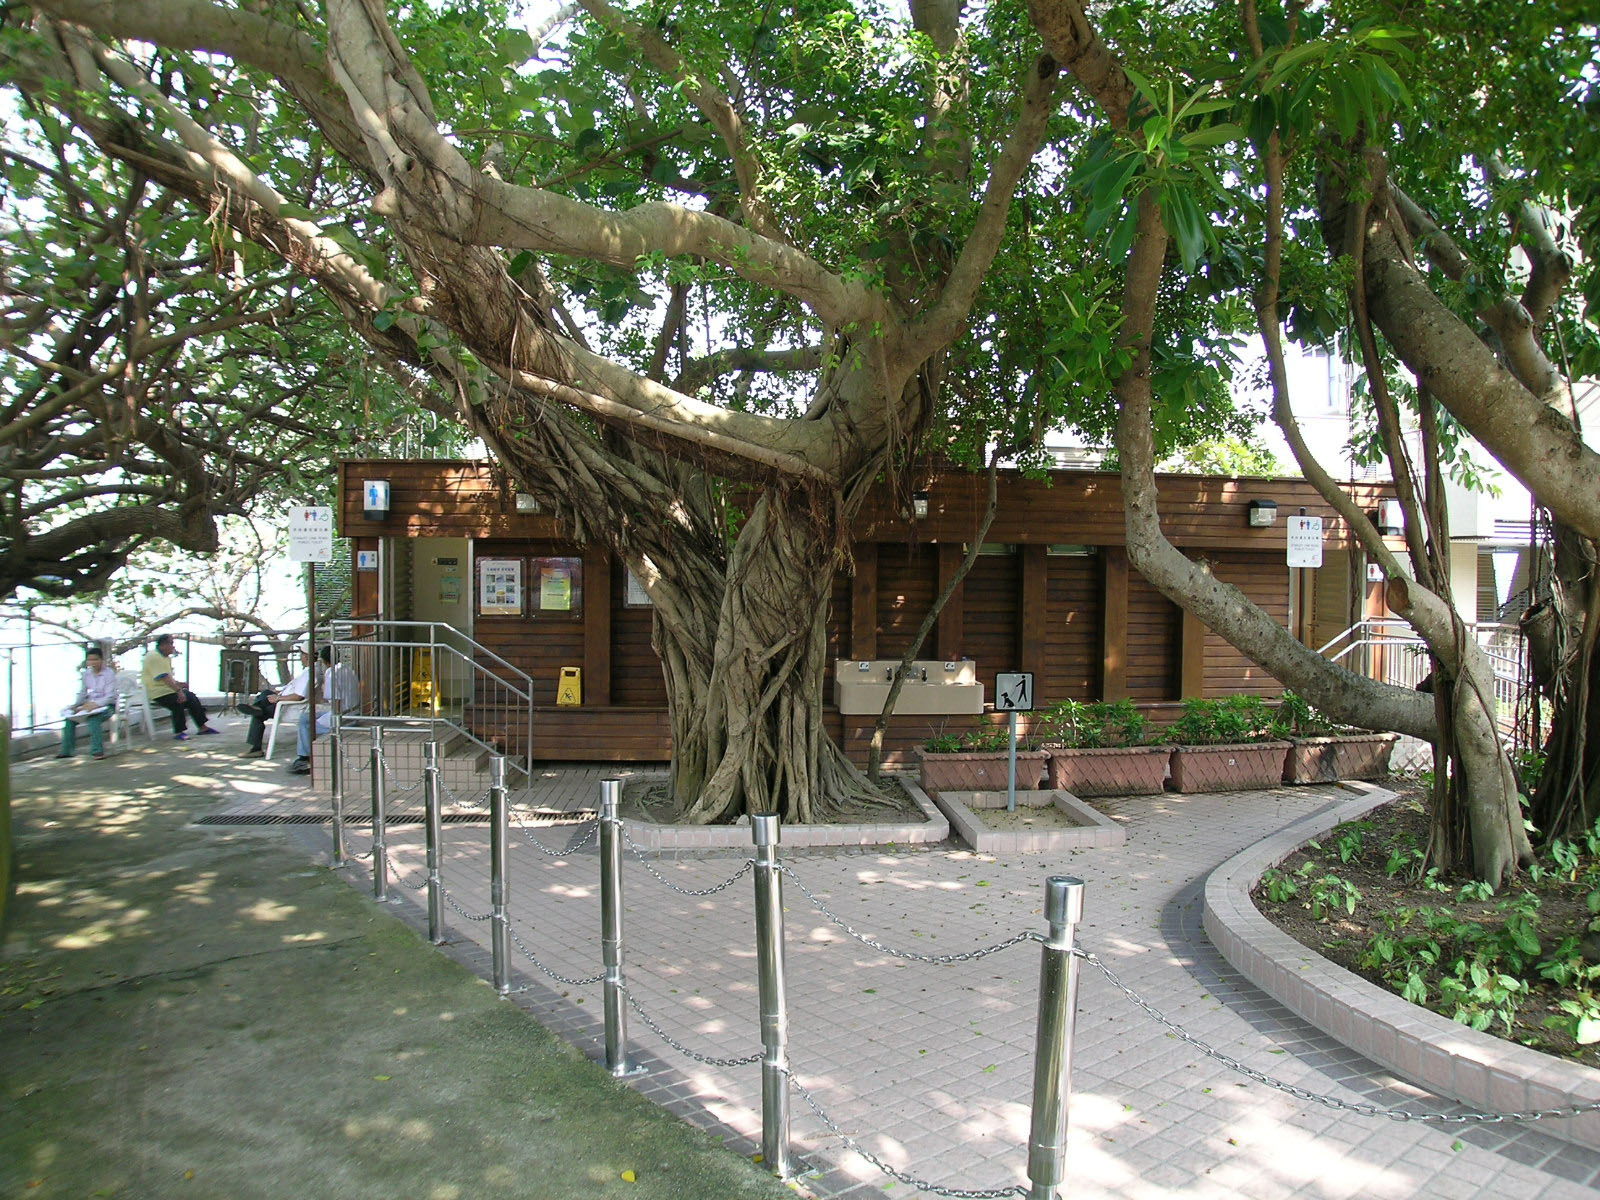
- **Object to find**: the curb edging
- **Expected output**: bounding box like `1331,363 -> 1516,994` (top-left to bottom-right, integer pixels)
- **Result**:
1202,780 -> 1600,1150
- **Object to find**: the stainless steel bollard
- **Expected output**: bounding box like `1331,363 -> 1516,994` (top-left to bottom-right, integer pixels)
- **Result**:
1025,875 -> 1085,1200
424,738 -> 445,944
370,725 -> 388,901
489,755 -> 511,994
330,712 -> 346,866
599,779 -> 636,1076
752,813 -> 792,1179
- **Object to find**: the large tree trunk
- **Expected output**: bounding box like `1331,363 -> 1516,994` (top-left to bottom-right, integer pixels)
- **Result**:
653,490 -> 873,824
1528,525 -> 1600,838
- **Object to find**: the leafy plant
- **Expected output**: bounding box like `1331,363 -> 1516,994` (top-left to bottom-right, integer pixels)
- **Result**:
923,718 -> 1014,754
1164,695 -> 1280,745
1039,698 -> 1148,748
1273,690 -> 1364,737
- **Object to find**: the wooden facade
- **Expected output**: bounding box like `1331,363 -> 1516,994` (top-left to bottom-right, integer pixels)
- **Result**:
338,460 -> 1395,764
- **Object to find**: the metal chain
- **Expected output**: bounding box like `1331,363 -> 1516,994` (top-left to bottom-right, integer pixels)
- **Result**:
510,811 -> 599,857
1078,950 -> 1600,1125
622,830 -> 755,896
788,1072 -> 1026,1199
441,784 -> 488,811
377,759 -> 427,797
507,926 -> 605,987
624,991 -> 763,1068
782,865 -> 1043,964
381,849 -> 431,891
439,887 -> 495,923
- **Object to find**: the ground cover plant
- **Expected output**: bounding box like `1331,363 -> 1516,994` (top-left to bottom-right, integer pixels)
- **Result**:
1253,785 -> 1600,1063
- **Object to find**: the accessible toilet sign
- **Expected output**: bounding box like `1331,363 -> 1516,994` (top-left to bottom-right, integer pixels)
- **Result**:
1286,515 -> 1324,569
288,505 -> 335,563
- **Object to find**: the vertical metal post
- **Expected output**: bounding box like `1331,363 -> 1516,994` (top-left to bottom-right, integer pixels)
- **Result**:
1008,709 -> 1020,812
370,725 -> 388,901
1026,875 -> 1085,1200
489,754 -> 511,994
330,712 -> 346,866
599,778 -> 636,1076
424,738 -> 445,944
752,813 -> 791,1179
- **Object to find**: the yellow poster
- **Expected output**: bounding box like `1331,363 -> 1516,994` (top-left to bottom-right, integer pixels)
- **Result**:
541,569 -> 572,611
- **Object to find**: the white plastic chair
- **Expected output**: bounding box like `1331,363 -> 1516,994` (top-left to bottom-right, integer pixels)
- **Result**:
264,700 -> 308,760
113,672 -> 157,742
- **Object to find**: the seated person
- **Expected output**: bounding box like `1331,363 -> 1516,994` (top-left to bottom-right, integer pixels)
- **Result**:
142,633 -> 220,741
288,647 -> 361,775
57,646 -> 119,760
238,647 -> 316,758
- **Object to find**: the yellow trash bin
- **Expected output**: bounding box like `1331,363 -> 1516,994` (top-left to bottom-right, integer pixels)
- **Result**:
411,647 -> 437,713
556,666 -> 582,707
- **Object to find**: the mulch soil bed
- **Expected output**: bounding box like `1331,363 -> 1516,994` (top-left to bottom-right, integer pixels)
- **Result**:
1252,782 -> 1599,1066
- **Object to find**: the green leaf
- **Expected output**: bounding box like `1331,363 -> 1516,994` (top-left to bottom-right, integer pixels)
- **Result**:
372,312 -> 397,331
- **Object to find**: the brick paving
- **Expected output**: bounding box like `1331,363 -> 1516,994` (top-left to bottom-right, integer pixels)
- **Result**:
279,777 -> 1600,1199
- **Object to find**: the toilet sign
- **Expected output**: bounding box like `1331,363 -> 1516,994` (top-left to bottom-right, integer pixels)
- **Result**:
1286,515 -> 1324,569
287,506 -> 334,563
995,672 -> 1034,712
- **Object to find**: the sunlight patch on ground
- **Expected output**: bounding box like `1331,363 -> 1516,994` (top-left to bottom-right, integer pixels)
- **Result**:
240,899 -> 296,922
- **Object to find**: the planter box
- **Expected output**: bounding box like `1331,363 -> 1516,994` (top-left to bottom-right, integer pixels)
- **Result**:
1284,732 -> 1398,784
1046,745 -> 1170,797
1168,741 -> 1291,793
916,748 -> 1047,795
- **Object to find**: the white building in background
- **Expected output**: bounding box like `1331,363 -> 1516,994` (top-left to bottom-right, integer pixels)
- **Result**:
1258,344 -> 1600,631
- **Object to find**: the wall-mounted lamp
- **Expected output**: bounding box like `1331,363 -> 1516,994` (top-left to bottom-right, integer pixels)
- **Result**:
514,492 -> 542,513
1376,499 -> 1404,536
361,479 -> 391,521
911,489 -> 930,520
1246,499 -> 1278,527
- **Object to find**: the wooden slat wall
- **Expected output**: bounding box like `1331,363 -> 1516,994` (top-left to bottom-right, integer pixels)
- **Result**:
611,566 -> 667,707
877,544 -> 937,660
1202,551 -> 1290,697
472,539 -> 584,705
1126,571 -> 1181,701
962,551 -> 1019,696
1042,553 -> 1098,703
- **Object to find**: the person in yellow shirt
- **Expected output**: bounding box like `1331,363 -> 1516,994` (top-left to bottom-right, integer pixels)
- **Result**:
142,633 -> 220,741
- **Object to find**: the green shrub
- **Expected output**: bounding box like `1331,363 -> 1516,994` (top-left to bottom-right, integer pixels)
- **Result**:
1164,695 -> 1279,745
1038,698 -> 1147,748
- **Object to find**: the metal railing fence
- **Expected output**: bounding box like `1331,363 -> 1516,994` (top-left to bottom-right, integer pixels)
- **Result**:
326,619 -> 534,783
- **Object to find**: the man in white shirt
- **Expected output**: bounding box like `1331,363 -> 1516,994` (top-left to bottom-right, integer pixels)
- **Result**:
57,646 -> 119,759
289,647 -> 361,775
238,648 -> 315,758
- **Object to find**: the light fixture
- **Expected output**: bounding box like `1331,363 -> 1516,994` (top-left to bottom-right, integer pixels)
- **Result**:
1376,499 -> 1404,536
515,492 -> 542,513
912,489 -> 930,520
1246,499 -> 1277,527
361,479 -> 390,521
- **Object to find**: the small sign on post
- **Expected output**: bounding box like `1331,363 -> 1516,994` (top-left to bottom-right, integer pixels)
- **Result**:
287,506 -> 335,564
995,672 -> 1035,812
1286,515 -> 1324,569
287,505 -> 334,780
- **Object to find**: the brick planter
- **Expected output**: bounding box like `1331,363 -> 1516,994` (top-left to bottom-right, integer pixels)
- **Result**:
1046,745 -> 1170,796
1168,741 -> 1291,793
1284,732 -> 1398,784
916,749 -> 1047,795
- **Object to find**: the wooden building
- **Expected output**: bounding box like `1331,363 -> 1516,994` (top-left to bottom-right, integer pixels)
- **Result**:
338,460 -> 1397,765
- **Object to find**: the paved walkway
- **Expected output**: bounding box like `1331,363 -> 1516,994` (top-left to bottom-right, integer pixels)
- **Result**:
12,726 -> 1600,1198
293,771 -> 1600,1198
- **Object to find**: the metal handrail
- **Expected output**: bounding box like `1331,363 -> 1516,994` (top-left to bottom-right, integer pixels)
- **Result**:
327,620 -> 535,783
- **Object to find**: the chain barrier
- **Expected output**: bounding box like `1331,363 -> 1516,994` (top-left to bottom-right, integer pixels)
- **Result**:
441,784 -> 489,811
621,829 -> 755,897
439,887 -> 495,923
378,760 -> 427,798
380,849 -> 432,891
788,1071 -> 1026,1199
781,865 -> 1043,965
1078,949 -> 1600,1125
507,925 -> 605,987
623,990 -> 764,1068
510,810 -> 599,857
